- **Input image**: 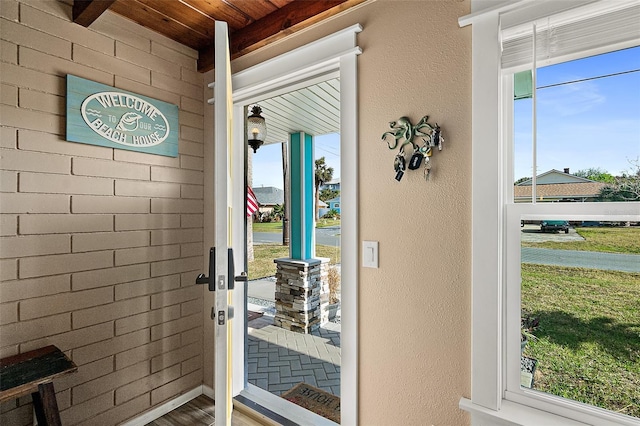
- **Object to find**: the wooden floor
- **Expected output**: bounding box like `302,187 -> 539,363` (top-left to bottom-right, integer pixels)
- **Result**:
145,395 -> 267,426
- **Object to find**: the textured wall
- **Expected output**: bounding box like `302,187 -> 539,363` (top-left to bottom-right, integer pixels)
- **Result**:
0,1 -> 205,424
214,0 -> 473,424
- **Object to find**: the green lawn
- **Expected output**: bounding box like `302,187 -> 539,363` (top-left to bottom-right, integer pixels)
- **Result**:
522,265 -> 640,418
522,226 -> 640,254
248,244 -> 341,280
251,219 -> 341,233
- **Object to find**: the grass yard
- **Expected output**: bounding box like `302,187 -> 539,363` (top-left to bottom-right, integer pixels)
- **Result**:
248,244 -> 341,280
522,226 -> 640,254
522,264 -> 640,418
252,219 -> 341,233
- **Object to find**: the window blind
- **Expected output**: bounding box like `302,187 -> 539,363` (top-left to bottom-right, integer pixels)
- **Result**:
501,0 -> 640,71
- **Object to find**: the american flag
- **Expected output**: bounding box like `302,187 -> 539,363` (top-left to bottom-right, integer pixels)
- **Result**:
247,186 -> 259,217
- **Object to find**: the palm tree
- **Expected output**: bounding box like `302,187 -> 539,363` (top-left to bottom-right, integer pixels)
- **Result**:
315,157 -> 334,220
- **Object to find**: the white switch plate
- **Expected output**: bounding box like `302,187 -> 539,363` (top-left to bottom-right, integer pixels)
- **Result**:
362,241 -> 378,268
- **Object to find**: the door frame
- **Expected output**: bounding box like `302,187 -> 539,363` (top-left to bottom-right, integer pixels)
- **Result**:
208,24 -> 361,425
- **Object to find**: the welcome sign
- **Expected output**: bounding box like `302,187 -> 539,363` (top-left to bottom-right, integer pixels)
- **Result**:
66,75 -> 178,157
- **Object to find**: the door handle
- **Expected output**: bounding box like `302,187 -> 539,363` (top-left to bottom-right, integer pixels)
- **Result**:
195,247 -> 216,292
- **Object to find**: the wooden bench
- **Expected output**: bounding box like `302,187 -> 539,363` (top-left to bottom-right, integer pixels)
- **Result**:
0,345 -> 77,426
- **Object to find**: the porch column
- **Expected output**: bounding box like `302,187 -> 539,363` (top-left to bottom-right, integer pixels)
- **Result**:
273,132 -> 329,333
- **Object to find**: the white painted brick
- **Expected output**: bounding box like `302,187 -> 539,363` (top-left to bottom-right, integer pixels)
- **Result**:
114,214 -> 179,231
180,214 -> 203,229
115,41 -> 180,78
0,62 -> 65,95
180,68 -> 202,86
20,3 -> 114,55
0,214 -> 16,236
73,296 -> 150,329
72,263 -> 149,291
20,321 -> 113,355
71,328 -> 149,365
179,140 -> 204,158
19,89 -> 65,115
0,234 -> 70,258
20,251 -> 112,278
0,259 -> 17,280
0,274 -> 70,303
72,230 -> 149,252
20,47 -> 113,87
20,172 -> 112,195
151,198 -> 203,214
115,304 -> 181,336
0,105 -> 63,134
73,44 -> 149,84
0,18 -> 71,59
114,244 -> 180,267
0,171 -> 17,192
180,125 -> 204,143
151,166 -> 202,185
151,42 -> 197,69
180,298 -> 202,317
72,195 -> 149,214
114,76 -> 181,106
0,312 -> 70,346
113,148 -> 180,167
0,193 -> 69,213
0,0 -> 18,21
114,180 -> 180,198
1,83 -> 17,106
181,355 -> 202,376
180,242 -> 202,258
19,214 -> 113,234
0,302 -> 18,325
151,72 -> 200,100
72,157 -> 149,180
82,394 -> 150,426
0,148 -> 70,174
150,285 -> 201,310
150,228 -> 202,246
115,334 -> 180,370
56,356 -> 114,391
1,127 -> 17,149
180,184 -> 203,199
179,111 -> 203,129
20,287 -> 113,320
114,274 -> 180,301
180,96 -> 203,116
18,129 -> 112,159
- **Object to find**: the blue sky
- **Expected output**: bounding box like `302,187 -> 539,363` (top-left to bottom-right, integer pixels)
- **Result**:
251,133 -> 340,189
514,45 -> 640,180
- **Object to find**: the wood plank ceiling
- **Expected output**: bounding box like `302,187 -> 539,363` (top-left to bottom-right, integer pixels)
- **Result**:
73,0 -> 368,73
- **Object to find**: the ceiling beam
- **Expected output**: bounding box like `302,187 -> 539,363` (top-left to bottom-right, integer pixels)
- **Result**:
197,0 -> 367,73
73,0 -> 116,27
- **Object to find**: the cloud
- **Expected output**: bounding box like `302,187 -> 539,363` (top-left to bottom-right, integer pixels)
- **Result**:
537,81 -> 605,117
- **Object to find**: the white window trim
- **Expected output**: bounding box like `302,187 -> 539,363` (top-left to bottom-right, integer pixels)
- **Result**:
460,1 -> 640,425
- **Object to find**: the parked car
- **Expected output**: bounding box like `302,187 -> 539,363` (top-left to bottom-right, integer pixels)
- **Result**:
540,220 -> 569,233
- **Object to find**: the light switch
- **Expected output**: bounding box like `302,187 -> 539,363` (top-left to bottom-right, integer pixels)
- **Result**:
362,241 -> 378,268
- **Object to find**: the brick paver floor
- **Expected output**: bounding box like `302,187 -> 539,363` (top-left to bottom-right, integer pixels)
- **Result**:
247,317 -> 341,397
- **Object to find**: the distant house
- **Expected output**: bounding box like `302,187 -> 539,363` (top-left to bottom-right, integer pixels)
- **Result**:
514,169 -> 607,202
320,178 -> 340,192
252,186 -> 284,213
326,196 -> 341,214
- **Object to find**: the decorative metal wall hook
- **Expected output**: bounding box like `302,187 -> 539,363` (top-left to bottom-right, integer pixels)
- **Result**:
381,115 -> 444,182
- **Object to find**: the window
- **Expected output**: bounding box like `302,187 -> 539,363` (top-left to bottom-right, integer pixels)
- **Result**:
460,1 -> 640,425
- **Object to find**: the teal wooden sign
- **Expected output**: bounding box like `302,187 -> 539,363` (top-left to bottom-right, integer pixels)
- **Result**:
66,75 -> 178,157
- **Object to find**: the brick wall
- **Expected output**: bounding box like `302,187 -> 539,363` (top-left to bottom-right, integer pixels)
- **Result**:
0,1 -> 205,424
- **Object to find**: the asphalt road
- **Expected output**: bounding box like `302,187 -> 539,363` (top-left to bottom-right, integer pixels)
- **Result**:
521,247 -> 640,272
253,226 -> 340,247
